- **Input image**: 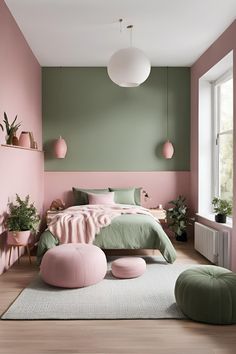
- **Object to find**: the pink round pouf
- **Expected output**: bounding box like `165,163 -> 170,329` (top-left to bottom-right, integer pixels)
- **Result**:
111,257 -> 146,279
40,243 -> 107,288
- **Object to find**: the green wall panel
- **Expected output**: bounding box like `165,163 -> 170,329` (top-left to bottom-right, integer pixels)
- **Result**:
43,67 -> 190,171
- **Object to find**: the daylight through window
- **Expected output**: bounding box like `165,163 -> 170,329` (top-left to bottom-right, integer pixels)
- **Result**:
213,71 -> 233,205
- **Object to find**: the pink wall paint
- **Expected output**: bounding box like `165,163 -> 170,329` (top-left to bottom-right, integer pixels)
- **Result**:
44,171 -> 190,211
0,0 -> 42,149
0,1 -> 43,274
0,146 -> 44,274
191,20 -> 236,271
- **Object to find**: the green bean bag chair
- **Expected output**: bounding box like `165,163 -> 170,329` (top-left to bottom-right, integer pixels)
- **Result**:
175,265 -> 236,325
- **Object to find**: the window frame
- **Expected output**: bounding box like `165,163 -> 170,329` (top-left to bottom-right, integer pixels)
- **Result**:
212,68 -> 233,203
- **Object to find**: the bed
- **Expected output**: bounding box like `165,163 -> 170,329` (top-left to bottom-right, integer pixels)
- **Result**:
37,187 -> 176,264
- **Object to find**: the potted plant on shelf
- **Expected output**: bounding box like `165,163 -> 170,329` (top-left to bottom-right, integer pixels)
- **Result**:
0,112 -> 21,145
212,197 -> 232,223
167,195 -> 189,242
6,194 -> 40,245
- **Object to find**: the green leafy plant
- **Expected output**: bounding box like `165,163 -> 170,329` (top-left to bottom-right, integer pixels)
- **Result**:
0,112 -> 21,144
212,197 -> 232,216
7,194 -> 40,232
167,195 -> 188,236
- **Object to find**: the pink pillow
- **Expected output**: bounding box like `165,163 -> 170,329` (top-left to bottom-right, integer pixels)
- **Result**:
88,192 -> 115,205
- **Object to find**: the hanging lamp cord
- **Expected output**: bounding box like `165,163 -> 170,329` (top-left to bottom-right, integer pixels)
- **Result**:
127,25 -> 133,47
119,18 -> 123,33
166,67 -> 169,140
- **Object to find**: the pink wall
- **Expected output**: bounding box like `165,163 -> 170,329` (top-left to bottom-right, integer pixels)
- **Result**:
0,1 -> 43,274
44,171 -> 190,211
191,20 -> 236,271
0,147 -> 44,274
0,0 -> 42,149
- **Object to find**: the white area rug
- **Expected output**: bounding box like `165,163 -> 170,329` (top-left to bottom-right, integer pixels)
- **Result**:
1,257 -> 196,320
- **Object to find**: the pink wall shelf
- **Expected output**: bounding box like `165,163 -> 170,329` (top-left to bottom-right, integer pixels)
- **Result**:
1,144 -> 43,153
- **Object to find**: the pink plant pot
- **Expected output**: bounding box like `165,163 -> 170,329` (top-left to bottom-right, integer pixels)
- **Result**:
7,230 -> 31,245
54,136 -> 67,158
162,140 -> 174,159
18,132 -> 31,148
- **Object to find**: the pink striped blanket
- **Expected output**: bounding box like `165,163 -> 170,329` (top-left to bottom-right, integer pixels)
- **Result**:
48,204 -> 156,244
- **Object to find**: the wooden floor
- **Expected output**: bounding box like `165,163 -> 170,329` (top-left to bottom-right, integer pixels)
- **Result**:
0,239 -> 236,354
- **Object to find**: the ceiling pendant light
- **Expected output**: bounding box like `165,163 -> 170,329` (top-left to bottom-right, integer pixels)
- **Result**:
54,136 -> 67,159
107,22 -> 151,87
162,67 -> 174,159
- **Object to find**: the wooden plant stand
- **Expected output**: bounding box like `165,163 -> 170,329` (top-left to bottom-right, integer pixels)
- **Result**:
8,244 -> 32,266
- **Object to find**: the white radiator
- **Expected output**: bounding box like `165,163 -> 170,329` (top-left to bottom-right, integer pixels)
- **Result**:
194,222 -> 231,268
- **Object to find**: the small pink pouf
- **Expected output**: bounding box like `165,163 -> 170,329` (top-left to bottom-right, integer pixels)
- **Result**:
111,257 -> 146,279
40,243 -> 107,288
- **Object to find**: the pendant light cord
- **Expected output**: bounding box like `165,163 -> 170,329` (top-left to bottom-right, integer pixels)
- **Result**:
119,18 -> 123,33
166,67 -> 169,140
127,25 -> 133,47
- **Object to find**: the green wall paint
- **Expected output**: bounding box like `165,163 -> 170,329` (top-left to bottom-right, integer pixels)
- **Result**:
43,67 -> 190,171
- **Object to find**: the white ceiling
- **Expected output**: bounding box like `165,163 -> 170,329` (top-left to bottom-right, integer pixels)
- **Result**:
5,0 -> 236,67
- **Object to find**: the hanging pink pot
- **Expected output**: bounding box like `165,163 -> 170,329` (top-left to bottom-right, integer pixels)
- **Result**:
162,140 -> 174,159
54,136 -> 67,158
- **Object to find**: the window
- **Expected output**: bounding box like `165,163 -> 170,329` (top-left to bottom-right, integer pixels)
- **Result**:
213,71 -> 233,204
198,52 -> 233,217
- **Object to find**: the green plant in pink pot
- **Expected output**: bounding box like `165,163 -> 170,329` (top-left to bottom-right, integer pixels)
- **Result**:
6,194 -> 40,245
0,112 -> 21,145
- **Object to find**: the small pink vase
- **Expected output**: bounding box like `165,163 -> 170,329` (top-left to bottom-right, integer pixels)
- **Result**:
18,131 -> 31,148
162,140 -> 174,159
54,136 -> 67,158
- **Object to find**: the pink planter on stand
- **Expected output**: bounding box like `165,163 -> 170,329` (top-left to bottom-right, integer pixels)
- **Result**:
7,230 -> 31,245
54,136 -> 67,158
7,231 -> 32,266
18,132 -> 31,148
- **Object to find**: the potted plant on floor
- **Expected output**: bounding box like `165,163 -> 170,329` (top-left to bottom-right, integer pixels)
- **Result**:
167,195 -> 189,242
0,112 -> 21,145
6,194 -> 40,245
212,197 -> 232,223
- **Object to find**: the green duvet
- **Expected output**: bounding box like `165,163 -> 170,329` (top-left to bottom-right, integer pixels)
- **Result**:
37,214 -> 176,264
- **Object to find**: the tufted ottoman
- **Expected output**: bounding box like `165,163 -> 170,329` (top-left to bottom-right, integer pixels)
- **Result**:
40,243 -> 107,288
175,265 -> 236,325
111,257 -> 146,279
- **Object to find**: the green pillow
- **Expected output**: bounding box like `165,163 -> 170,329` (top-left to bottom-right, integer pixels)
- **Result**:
72,188 -> 109,205
109,187 -> 136,205
134,187 -> 142,206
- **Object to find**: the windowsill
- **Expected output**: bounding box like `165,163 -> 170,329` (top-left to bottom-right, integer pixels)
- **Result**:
196,213 -> 232,229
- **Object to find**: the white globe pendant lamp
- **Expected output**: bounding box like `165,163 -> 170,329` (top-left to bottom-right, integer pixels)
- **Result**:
108,47 -> 151,87
162,67 -> 174,159
107,24 -> 151,87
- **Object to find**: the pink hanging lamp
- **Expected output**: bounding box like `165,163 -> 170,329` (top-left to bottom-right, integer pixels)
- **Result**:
54,136 -> 67,158
162,67 -> 174,159
162,139 -> 174,159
